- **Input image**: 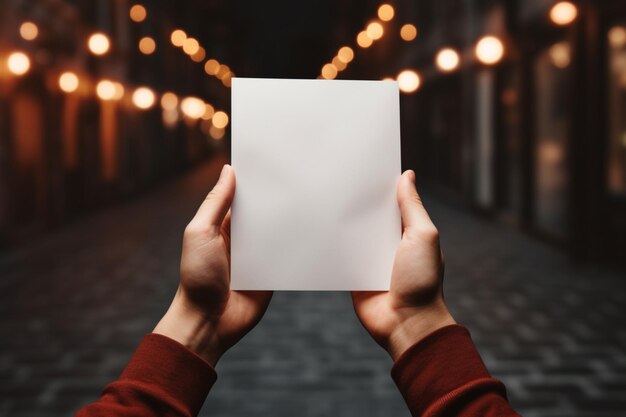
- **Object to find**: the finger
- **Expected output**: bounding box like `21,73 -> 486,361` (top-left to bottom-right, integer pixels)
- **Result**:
397,170 -> 434,230
191,164 -> 236,230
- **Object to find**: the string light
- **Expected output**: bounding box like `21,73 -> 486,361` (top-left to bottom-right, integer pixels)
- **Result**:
609,26 -> 626,48
337,46 -> 354,63
7,52 -> 31,76
139,37 -> 156,55
182,38 -> 200,55
397,70 -> 420,93
129,4 -> 147,22
212,111 -> 229,129
96,80 -> 117,100
321,63 -> 338,79
331,56 -> 347,71
20,22 -> 38,41
436,48 -> 460,72
209,126 -> 225,140
475,35 -> 504,65
112,82 -> 125,100
549,2 -> 578,26
58,72 -> 79,93
549,42 -> 571,68
400,24 -> 417,41
377,4 -> 395,22
181,97 -> 206,119
366,21 -> 384,40
88,33 -> 110,55
161,92 -> 179,110
202,104 -> 215,120
357,31 -> 373,48
204,59 -> 220,75
132,87 -> 156,109
170,30 -> 187,47
191,47 -> 206,63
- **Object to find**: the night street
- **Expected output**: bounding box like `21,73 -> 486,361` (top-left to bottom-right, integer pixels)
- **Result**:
1,156 -> 625,417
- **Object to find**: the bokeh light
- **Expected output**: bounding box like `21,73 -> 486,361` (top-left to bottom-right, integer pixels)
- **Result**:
182,38 -> 200,55
475,35 -> 504,65
96,80 -> 116,101
88,33 -> 110,55
112,82 -> 125,101
608,26 -> 626,48
58,72 -> 79,93
7,52 -> 30,75
202,104 -> 215,120
321,63 -> 338,79
337,46 -> 354,63
204,59 -> 220,75
129,4 -> 147,22
357,31 -> 373,48
191,47 -> 206,63
366,21 -> 384,40
181,97 -> 206,119
377,4 -> 395,22
397,70 -> 420,93
400,24 -> 417,41
436,48 -> 460,72
20,22 -> 38,41
209,125 -> 225,140
549,42 -> 571,68
212,111 -> 229,128
170,29 -> 186,47
549,2 -> 578,26
331,56 -> 347,71
161,92 -> 179,110
132,87 -> 156,109
139,37 -> 156,55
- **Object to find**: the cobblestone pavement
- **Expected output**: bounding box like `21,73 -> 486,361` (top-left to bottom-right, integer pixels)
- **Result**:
1,156 -> 625,417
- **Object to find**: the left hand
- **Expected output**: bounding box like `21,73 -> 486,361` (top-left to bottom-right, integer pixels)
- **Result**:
153,164 -> 273,366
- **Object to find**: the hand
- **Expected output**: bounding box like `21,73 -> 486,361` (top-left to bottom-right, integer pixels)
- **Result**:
154,164 -> 273,366
352,170 -> 455,361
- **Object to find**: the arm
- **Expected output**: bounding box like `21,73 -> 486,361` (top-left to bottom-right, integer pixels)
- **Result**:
76,164 -> 272,417
352,170 -> 520,417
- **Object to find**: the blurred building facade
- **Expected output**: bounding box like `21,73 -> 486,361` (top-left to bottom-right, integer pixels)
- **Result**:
387,0 -> 626,265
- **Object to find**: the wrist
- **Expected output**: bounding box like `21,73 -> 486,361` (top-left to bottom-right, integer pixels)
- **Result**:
153,290 -> 225,367
386,303 -> 456,361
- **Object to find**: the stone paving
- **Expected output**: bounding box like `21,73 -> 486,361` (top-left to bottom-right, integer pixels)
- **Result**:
1,156 -> 625,417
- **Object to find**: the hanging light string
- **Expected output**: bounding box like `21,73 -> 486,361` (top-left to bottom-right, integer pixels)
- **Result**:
2,2 -> 230,141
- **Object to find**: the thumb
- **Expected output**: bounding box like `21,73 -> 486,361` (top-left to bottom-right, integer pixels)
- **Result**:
397,170 -> 435,234
190,164 -> 236,233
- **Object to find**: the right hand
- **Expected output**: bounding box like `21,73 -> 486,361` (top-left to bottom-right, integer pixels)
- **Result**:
352,170 -> 456,360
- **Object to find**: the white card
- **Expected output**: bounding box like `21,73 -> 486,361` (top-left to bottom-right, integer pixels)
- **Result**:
231,78 -> 401,290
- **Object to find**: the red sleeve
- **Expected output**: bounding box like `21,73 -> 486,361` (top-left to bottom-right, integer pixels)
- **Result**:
75,333 -> 217,417
391,325 -> 521,417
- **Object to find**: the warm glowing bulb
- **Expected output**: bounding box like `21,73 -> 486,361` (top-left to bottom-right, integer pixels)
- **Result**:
397,70 -> 420,93
96,80 -> 116,100
59,72 -> 79,93
609,26 -> 626,48
337,46 -> 354,63
332,56 -> 347,71
180,97 -> 206,119
191,47 -> 206,62
400,24 -> 417,41
139,37 -> 156,55
357,31 -> 373,48
161,92 -> 178,110
321,63 -> 338,79
204,59 -> 220,75
436,48 -> 460,72
550,2 -> 578,26
221,72 -> 233,87
129,4 -> 147,22
475,36 -> 504,65
549,42 -> 571,68
170,29 -> 186,47
366,21 -> 384,40
216,65 -> 230,79
212,111 -> 229,129
132,87 -> 155,109
378,4 -> 395,22
7,52 -> 31,75
20,22 -> 38,41
182,38 -> 200,55
112,82 -> 125,100
88,33 -> 111,56
209,125 -> 225,140
202,104 -> 215,120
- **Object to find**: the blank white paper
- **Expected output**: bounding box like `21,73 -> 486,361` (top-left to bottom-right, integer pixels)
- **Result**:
231,77 -> 401,290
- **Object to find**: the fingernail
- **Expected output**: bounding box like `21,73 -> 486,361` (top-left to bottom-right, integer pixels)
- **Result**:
218,164 -> 229,182
406,170 -> 416,183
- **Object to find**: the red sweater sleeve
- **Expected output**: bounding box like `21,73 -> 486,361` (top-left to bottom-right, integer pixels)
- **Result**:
391,325 -> 521,417
75,334 -> 217,417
